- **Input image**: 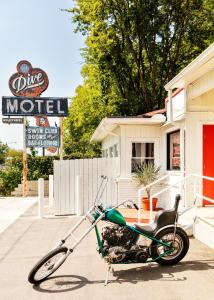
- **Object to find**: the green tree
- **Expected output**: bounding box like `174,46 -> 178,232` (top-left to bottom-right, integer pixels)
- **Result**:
29,147 -> 38,158
64,0 -> 214,157
64,63 -> 120,158
0,155 -> 60,196
0,165 -> 22,196
0,141 -> 9,164
7,148 -> 23,159
69,0 -> 214,115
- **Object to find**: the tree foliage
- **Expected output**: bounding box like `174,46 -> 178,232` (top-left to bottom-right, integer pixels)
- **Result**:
7,148 -> 23,159
0,165 -> 22,196
64,64 -> 120,158
70,0 -> 213,114
0,141 -> 9,164
64,0 -> 214,157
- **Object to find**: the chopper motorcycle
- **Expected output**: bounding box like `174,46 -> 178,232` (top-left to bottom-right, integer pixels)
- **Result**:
28,176 -> 189,285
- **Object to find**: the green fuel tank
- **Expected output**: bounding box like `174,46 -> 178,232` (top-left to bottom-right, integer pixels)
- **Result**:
105,208 -> 126,226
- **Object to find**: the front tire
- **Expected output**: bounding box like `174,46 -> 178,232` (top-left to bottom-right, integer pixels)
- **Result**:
28,247 -> 68,284
151,227 -> 189,265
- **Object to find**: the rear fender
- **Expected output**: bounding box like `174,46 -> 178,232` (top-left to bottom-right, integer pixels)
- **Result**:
154,225 -> 175,237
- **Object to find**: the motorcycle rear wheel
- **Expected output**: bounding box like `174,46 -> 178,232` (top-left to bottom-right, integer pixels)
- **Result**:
151,227 -> 189,265
28,247 -> 68,284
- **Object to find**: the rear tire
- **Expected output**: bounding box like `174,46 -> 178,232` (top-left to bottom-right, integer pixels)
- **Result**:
28,247 -> 68,284
151,227 -> 189,265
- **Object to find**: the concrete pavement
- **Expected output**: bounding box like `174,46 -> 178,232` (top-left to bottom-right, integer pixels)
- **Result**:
0,197 -> 38,234
0,202 -> 213,300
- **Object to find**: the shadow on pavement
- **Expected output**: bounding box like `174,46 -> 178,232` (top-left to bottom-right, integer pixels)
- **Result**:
33,259 -> 214,293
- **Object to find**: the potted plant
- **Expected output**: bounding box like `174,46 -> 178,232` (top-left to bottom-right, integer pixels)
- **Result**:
132,162 -> 161,211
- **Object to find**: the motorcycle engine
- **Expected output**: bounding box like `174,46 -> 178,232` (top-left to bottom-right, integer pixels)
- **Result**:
101,225 -> 148,263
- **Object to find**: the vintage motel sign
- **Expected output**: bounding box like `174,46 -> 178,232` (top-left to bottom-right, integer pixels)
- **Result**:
3,60 -> 65,196
8,60 -> 49,97
2,96 -> 68,116
25,126 -> 60,148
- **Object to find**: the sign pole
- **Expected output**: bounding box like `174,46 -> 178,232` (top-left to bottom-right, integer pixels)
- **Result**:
23,117 -> 27,197
60,117 -> 63,160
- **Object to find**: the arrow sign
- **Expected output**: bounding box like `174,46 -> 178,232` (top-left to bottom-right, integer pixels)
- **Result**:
2,117 -> 24,124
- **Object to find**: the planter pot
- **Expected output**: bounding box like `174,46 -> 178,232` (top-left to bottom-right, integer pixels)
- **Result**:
141,197 -> 158,211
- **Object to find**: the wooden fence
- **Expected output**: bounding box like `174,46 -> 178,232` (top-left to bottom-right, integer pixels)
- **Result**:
53,158 -> 118,215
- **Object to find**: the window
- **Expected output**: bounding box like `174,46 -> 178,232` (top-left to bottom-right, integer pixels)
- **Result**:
131,142 -> 154,171
167,130 -> 180,170
105,149 -> 108,158
109,146 -> 114,158
113,144 -> 119,157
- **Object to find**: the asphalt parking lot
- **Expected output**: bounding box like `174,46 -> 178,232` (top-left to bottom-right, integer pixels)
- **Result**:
0,202 -> 214,300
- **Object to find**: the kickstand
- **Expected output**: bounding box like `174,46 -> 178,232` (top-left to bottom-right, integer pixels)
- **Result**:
104,264 -> 114,286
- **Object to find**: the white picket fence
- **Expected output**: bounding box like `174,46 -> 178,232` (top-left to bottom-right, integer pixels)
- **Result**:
53,158 -> 118,215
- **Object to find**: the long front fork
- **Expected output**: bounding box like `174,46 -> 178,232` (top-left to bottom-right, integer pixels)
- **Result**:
54,209 -> 105,257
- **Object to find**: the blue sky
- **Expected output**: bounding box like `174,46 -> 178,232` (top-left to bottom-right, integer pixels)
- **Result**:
0,0 -> 85,149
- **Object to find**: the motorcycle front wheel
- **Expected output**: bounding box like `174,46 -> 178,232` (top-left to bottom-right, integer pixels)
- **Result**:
28,247 -> 68,284
151,227 -> 189,265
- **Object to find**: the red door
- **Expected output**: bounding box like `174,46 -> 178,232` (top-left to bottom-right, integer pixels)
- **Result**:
203,125 -> 214,206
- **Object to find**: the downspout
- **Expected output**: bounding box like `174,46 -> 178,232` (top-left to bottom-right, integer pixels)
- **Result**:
168,89 -> 173,124
180,124 -> 186,206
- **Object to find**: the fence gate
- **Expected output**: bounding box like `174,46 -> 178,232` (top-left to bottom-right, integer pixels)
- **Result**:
53,158 -> 118,215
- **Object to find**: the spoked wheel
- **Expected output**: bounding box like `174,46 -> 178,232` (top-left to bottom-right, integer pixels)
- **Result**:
28,247 -> 68,284
151,227 -> 189,265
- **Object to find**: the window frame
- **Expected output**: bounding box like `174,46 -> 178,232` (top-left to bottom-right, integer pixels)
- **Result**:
109,146 -> 114,158
113,144 -> 119,157
131,141 -> 155,172
167,130 -> 181,171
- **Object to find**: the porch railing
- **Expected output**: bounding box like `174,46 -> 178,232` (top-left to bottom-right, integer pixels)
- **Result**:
137,173 -> 214,224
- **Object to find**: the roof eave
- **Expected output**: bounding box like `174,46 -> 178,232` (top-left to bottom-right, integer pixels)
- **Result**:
91,116 -> 166,142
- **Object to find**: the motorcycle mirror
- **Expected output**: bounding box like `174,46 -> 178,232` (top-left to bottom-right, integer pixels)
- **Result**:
126,204 -> 132,209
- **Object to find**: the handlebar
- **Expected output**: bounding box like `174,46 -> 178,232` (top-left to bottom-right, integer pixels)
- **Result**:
133,203 -> 139,210
117,199 -> 139,210
97,204 -> 105,213
95,199 -> 139,212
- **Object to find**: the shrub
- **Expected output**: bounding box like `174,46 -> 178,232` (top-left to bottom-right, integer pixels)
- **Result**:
27,156 -> 59,180
132,162 -> 161,198
0,166 -> 22,196
0,156 -> 60,196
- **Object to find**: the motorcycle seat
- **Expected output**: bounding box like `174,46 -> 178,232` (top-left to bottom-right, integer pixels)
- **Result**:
134,223 -> 157,235
134,194 -> 181,237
